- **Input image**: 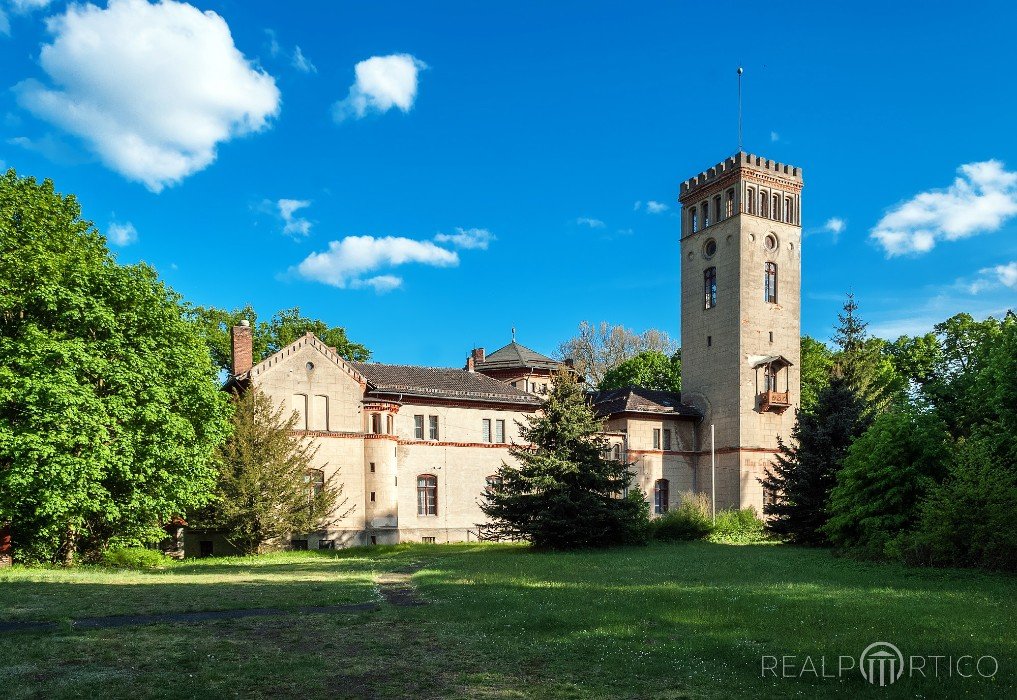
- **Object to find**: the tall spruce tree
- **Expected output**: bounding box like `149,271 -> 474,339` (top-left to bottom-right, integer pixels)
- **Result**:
832,293 -> 898,412
760,376 -> 869,545
481,371 -> 649,549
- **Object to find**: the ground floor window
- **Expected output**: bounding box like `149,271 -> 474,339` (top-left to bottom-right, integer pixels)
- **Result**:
417,474 -> 438,515
654,479 -> 670,514
421,536 -> 436,544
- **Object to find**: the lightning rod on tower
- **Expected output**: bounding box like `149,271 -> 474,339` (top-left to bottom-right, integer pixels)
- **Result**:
737,66 -> 744,153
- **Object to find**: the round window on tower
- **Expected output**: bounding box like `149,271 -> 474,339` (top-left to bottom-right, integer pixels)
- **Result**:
764,233 -> 778,252
703,238 -> 717,259
306,362 -> 315,371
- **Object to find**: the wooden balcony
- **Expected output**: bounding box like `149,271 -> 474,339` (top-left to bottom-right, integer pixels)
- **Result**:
760,390 -> 791,413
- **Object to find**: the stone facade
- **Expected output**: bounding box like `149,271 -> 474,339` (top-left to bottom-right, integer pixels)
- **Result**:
679,152 -> 803,513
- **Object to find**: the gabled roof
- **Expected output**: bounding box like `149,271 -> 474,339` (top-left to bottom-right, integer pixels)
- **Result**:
750,354 -> 794,369
352,362 -> 541,406
476,341 -> 560,371
592,386 -> 702,419
229,333 -> 366,387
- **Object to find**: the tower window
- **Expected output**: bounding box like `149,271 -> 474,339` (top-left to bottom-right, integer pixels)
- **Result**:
746,187 -> 756,214
772,194 -> 780,220
760,191 -> 769,218
707,335 -> 712,347
769,331 -> 774,343
785,197 -> 794,223
726,188 -> 735,217
704,267 -> 717,309
701,201 -> 710,228
689,208 -> 698,233
713,195 -> 722,222
765,262 -> 778,303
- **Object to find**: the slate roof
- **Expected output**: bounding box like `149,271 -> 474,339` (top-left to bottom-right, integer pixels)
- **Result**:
592,386 -> 702,419
351,362 -> 541,406
476,341 -> 560,371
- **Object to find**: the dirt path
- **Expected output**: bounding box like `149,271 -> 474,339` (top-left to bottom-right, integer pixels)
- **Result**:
375,561 -> 428,607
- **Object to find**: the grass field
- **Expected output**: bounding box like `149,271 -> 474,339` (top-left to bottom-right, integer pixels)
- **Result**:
1,542 -> 1014,699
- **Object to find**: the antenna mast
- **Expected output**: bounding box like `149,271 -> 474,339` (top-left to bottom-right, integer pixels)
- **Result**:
737,66 -> 744,153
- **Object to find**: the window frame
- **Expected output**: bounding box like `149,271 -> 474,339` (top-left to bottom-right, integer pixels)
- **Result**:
482,418 -> 492,443
765,261 -> 778,304
652,428 -> 661,450
663,428 -> 672,451
654,479 -> 670,514
416,474 -> 438,516
428,415 -> 439,440
704,266 -> 717,309
495,419 -> 506,443
413,414 -> 424,440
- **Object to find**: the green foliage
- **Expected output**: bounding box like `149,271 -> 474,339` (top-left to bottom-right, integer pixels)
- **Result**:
197,389 -> 352,555
0,170 -> 231,563
187,305 -> 370,374
901,437 -> 1017,572
760,377 -> 869,546
825,410 -> 950,558
709,508 -> 770,544
799,335 -> 833,414
650,492 -> 712,542
101,546 -> 166,570
599,350 -> 681,392
831,294 -> 901,413
481,371 -> 650,549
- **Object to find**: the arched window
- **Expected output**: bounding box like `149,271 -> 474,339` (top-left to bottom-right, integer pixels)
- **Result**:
417,474 -> 437,516
612,444 -> 621,460
704,267 -> 717,309
725,188 -> 735,217
765,262 -> 777,303
785,197 -> 793,223
772,194 -> 780,220
654,479 -> 669,514
689,208 -> 698,233
701,201 -> 710,228
759,191 -> 769,218
713,195 -> 722,223
746,187 -> 756,214
292,394 -> 308,430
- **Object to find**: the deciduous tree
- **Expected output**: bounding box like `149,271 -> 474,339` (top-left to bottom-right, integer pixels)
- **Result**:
599,350 -> 681,393
557,321 -> 676,386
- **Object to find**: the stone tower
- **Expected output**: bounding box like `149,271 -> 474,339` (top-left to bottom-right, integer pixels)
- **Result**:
678,152 -> 803,513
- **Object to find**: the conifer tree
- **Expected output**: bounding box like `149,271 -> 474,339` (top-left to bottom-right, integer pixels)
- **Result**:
200,389 -> 351,554
760,376 -> 869,545
481,371 -> 649,549
832,293 -> 898,412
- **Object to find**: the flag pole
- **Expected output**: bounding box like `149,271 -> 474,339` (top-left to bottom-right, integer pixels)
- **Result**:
737,66 -> 744,153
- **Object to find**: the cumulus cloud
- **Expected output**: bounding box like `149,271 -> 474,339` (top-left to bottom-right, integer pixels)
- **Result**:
333,53 -> 427,121
276,198 -> 312,238
106,221 -> 137,246
295,235 -> 458,290
634,200 -> 668,214
824,217 -> 845,234
870,160 -> 1017,256
434,227 -> 495,250
16,0 -> 280,192
576,217 -> 605,228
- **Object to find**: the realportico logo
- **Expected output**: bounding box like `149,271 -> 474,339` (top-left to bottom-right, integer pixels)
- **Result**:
761,641 -> 999,686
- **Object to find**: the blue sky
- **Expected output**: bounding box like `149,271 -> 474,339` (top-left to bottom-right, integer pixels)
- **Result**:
2,0 -> 1015,366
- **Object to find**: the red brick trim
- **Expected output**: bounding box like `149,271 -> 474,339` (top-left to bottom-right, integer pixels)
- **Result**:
628,449 -> 698,457
397,439 -> 515,449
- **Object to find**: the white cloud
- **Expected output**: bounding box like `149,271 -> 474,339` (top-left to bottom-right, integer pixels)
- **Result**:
107,221 -> 137,246
295,235 -> 458,290
646,200 -> 668,214
968,261 -> 1017,294
870,160 -> 1017,257
434,227 -> 495,250
770,131 -> 779,142
16,0 -> 280,192
333,53 -> 427,121
11,0 -> 54,11
576,217 -> 605,228
276,198 -> 312,238
292,46 -> 316,74
824,217 -> 845,234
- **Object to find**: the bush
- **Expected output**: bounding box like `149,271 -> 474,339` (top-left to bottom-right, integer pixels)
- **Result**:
651,491 -> 713,542
898,438 -> 1017,572
709,507 -> 770,544
101,546 -> 166,570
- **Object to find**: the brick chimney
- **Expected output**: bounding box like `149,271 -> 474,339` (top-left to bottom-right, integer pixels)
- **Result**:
465,356 -> 475,372
231,320 -> 253,376
471,347 -> 485,364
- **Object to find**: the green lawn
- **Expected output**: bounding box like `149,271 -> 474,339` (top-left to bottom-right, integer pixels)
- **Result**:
1,542 -> 1014,699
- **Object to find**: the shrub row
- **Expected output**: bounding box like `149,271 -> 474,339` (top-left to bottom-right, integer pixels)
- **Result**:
649,491 -> 770,544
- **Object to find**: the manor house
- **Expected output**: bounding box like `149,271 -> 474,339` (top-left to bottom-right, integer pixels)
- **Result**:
191,150 -> 802,554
